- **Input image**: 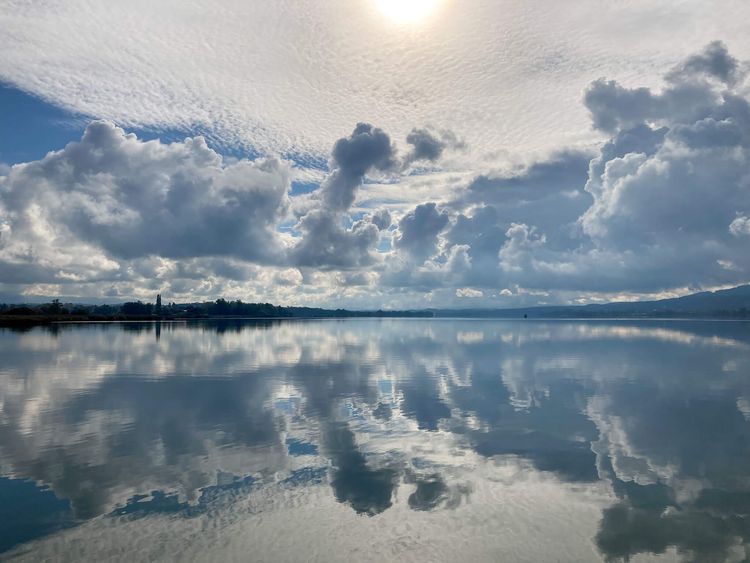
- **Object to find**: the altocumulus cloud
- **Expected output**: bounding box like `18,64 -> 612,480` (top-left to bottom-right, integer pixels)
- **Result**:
3,1 -> 749,162
1,42 -> 750,306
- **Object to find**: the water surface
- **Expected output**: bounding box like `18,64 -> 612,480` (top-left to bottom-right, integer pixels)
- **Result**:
1,319 -> 750,562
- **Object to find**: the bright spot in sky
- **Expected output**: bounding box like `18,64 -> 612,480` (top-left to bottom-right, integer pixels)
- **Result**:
374,0 -> 440,24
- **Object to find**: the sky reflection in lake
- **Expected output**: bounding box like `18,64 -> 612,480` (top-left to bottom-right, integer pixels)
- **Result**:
1,319 -> 750,562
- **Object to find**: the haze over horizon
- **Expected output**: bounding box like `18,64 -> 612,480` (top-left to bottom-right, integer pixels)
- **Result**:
2,1 -> 750,308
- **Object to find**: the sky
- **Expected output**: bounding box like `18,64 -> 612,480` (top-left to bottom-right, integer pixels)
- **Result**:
1,0 -> 750,308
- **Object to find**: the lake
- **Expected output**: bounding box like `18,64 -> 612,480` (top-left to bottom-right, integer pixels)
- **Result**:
1,319 -> 750,562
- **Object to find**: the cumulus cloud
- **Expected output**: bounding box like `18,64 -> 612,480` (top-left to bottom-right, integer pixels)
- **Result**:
461,43 -> 750,296
432,151 -> 592,288
730,215 -> 750,237
369,208 -> 392,231
0,121 -> 398,297
322,123 -> 397,212
572,43 -> 750,287
0,122 -> 290,286
289,209 -> 383,269
584,41 -> 747,134
374,42 -> 750,303
668,40 -> 744,86
455,288 -> 483,298
394,202 -> 450,262
289,123 -> 396,269
402,127 -> 464,169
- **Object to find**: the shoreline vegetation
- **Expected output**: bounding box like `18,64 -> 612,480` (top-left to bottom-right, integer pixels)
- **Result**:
0,298 -> 432,326
2,285 -> 750,326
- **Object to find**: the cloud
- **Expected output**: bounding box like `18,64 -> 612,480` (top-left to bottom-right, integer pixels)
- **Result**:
435,150 -> 592,288
584,41 -> 746,134
289,123 -> 396,269
443,42 -> 750,296
3,1 -> 749,162
0,121 -> 290,285
455,287 -> 483,298
730,215 -> 750,237
289,209 -> 383,269
669,40 -> 743,86
369,208 -> 392,231
274,268 -> 303,286
402,127 -> 464,168
393,202 -> 450,262
3,42 -> 750,307
323,123 -> 397,212
0,121 -> 396,294
573,43 -> 750,289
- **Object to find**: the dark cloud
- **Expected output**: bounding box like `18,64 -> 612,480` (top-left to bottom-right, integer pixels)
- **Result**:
406,127 -> 444,162
324,123 -> 396,212
455,150 -> 591,252
402,127 -> 464,168
29,122 -> 288,262
668,40 -> 742,86
0,122 -> 291,289
289,124 -> 396,269
290,209 -> 381,269
584,42 -> 745,135
369,208 -> 392,230
584,79 -> 662,133
382,151 -> 591,291
394,202 -> 450,262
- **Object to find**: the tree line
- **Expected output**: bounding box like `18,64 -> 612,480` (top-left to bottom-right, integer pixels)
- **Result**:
0,296 -> 432,321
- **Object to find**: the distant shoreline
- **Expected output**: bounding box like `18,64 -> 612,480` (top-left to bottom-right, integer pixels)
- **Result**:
3,284 -> 750,326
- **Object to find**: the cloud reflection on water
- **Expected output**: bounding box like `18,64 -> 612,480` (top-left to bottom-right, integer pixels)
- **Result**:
1,319 -> 750,561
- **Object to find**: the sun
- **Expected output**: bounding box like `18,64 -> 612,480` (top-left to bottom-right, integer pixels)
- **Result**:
374,0 -> 440,25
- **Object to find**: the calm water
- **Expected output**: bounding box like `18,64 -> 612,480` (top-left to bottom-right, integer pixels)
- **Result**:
1,319 -> 750,562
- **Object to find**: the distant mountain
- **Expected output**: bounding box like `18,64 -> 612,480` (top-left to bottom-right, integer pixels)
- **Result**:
432,285 -> 750,319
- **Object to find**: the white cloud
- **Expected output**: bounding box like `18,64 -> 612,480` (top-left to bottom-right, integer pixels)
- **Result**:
456,287 -> 483,298
2,1 -> 750,162
730,215 -> 750,236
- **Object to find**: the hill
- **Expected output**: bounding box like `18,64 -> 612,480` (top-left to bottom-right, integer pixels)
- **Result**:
432,285 -> 750,318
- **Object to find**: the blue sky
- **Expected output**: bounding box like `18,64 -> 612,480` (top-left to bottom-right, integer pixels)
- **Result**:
0,84 -> 261,164
0,85 -> 84,163
1,1 -> 750,307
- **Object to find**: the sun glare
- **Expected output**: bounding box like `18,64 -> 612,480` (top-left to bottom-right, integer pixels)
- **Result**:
374,0 -> 440,25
